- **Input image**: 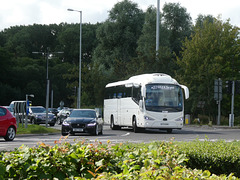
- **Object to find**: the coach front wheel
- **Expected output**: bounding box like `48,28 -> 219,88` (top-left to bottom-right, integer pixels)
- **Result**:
132,117 -> 141,133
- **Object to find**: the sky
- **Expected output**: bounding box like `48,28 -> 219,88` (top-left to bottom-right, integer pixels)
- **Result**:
0,0 -> 240,31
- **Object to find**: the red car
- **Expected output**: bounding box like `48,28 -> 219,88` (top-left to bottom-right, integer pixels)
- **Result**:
0,106 -> 17,141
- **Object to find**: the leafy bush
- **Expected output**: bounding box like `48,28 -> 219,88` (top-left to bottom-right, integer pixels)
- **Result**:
0,137 -> 239,179
178,139 -> 240,177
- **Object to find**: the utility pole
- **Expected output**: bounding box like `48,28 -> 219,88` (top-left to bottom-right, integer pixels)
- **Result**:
156,0 -> 160,57
230,80 -> 235,127
32,49 -> 63,127
214,78 -> 222,125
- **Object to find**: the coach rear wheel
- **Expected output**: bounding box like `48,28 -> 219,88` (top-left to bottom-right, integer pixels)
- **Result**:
110,116 -> 117,130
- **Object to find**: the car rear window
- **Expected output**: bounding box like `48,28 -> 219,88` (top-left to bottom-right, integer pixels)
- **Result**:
0,107 -> 7,116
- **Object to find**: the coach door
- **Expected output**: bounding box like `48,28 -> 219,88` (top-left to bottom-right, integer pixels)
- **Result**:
117,92 -> 122,125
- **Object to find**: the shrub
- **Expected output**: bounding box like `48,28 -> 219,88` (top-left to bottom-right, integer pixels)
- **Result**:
178,139 -> 240,177
0,137 -> 239,179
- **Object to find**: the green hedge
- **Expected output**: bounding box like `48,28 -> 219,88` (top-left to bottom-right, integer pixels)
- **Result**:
0,138 -> 239,179
178,139 -> 240,177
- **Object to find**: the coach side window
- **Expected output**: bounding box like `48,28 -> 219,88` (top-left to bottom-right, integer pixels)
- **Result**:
132,86 -> 141,103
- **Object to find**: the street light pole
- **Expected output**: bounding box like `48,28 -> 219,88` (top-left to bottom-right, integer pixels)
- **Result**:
32,49 -> 63,127
156,0 -> 160,53
67,8 -> 82,109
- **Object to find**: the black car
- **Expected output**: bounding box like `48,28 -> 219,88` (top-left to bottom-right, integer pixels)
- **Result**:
28,106 -> 56,126
61,109 -> 103,136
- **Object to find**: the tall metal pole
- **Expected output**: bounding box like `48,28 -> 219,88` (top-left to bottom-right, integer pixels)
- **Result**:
46,49 -> 49,127
25,95 -> 28,128
51,90 -> 53,108
79,11 -> 82,109
32,49 -> 63,127
230,80 -> 235,127
156,0 -> 160,54
67,9 -> 82,109
46,80 -> 50,127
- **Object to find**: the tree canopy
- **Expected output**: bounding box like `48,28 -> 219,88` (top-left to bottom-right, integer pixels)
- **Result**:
176,17 -> 240,121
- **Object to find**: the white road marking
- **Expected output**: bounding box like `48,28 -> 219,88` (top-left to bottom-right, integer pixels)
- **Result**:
121,132 -> 130,137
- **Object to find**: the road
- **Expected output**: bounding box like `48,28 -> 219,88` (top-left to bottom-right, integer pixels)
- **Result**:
0,124 -> 239,151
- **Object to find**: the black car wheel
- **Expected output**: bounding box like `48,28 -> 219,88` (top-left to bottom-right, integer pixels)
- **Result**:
61,131 -> 68,136
4,126 -> 16,141
93,125 -> 99,136
99,126 -> 103,135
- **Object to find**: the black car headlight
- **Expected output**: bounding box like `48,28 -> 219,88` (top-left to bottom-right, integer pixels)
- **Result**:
87,121 -> 97,127
62,120 -> 70,126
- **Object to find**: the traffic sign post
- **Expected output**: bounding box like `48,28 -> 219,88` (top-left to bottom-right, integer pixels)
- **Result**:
214,79 -> 222,125
230,80 -> 235,127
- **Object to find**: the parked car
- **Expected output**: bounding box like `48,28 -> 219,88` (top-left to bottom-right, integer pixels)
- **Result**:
3,106 -> 14,115
49,108 -> 58,116
28,106 -> 56,126
0,106 -> 17,141
61,109 -> 103,136
56,108 -> 72,125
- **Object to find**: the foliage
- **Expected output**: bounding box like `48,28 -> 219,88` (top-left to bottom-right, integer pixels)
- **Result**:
162,2 -> 192,55
178,139 -> 240,177
176,17 -> 240,121
129,2 -> 192,78
93,0 -> 144,81
0,139 -> 239,179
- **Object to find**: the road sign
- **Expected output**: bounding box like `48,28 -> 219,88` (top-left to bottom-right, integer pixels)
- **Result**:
214,79 -> 222,101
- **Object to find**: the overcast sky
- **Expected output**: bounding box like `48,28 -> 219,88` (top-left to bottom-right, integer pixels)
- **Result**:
1,0 -> 240,31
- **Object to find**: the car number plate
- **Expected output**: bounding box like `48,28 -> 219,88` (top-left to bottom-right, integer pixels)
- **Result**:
73,128 -> 84,132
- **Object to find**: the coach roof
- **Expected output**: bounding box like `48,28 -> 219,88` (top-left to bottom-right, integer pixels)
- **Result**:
105,73 -> 179,88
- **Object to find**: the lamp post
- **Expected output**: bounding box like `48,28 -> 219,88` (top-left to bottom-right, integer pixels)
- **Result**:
33,49 -> 63,127
156,0 -> 160,53
67,8 -> 82,109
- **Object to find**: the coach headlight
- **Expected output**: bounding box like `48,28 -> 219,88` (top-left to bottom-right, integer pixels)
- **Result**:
175,117 -> 183,122
144,115 -> 155,120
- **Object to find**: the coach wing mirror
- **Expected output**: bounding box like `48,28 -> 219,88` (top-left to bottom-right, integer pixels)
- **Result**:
180,85 -> 189,99
142,87 -> 146,98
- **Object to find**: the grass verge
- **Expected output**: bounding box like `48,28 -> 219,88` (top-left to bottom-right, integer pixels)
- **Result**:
16,124 -> 60,134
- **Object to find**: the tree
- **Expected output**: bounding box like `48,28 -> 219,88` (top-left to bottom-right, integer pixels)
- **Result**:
176,17 -> 240,122
93,0 -> 144,80
195,14 -> 214,28
162,3 -> 192,55
133,5 -> 173,76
